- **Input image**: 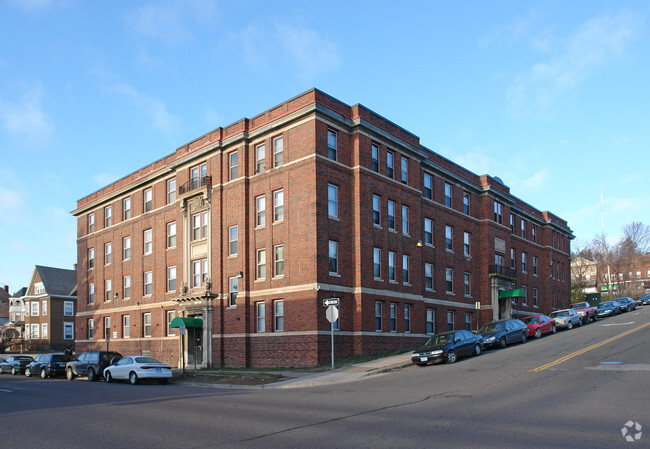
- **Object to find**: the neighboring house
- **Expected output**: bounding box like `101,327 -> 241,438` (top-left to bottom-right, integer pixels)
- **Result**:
72,88 -> 573,369
573,254 -> 650,297
0,285 -> 9,324
23,266 -> 77,352
9,287 -> 27,323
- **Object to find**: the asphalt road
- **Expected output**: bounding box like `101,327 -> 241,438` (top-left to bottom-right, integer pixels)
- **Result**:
2,307 -> 649,449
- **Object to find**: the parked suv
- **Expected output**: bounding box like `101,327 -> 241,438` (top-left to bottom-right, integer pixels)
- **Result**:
66,351 -> 122,381
26,353 -> 72,378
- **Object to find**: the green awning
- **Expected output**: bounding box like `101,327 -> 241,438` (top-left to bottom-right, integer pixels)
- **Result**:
499,289 -> 524,298
169,317 -> 203,328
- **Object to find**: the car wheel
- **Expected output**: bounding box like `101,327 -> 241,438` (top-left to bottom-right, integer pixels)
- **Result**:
499,337 -> 507,348
159,379 -> 169,385
129,372 -> 139,385
521,332 -> 527,343
105,371 -> 113,383
11,367 -> 17,375
66,367 -> 75,380
578,318 -> 583,327
87,369 -> 96,382
551,325 -> 557,334
534,328 -> 542,339
592,314 -> 598,322
567,321 -> 573,330
473,344 -> 481,356
446,350 -> 457,364
40,368 -> 48,379
25,368 -> 31,377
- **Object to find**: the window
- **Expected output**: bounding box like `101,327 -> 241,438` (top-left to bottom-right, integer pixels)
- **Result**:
373,248 -> 381,279
510,248 -> 516,270
192,211 -> 208,241
88,319 -> 94,339
64,322 -> 74,340
256,302 -> 266,332
423,173 -> 432,199
494,201 -> 503,224
105,280 -> 112,302
464,272 -> 471,296
229,225 -> 238,256
123,275 -> 131,299
402,205 -> 409,235
143,313 -> 151,337
24,302 -> 28,317
403,255 -> 410,284
144,188 -> 152,212
192,259 -> 208,288
328,184 -> 338,218
532,226 -> 537,243
445,268 -> 453,293
167,266 -> 177,292
104,317 -> 111,340
123,236 -> 131,260
445,225 -> 453,251
167,222 -> 176,248
465,313 -> 472,331
190,163 -> 207,188
426,308 -> 435,334
144,271 -> 152,295
167,178 -> 176,204
375,301 -> 382,331
274,189 -> 284,222
510,214 -> 514,233
463,232 -> 470,257
424,218 -> 433,245
273,136 -> 284,167
522,252 -> 527,273
30,323 -> 39,339
31,301 -> 39,316
329,241 -> 338,274
89,283 -> 95,304
372,195 -> 380,225
404,305 -> 411,333
256,195 -> 266,227
388,251 -> 396,282
43,301 -> 49,316
123,315 -> 131,338
444,183 -> 452,207
463,193 -> 470,215
64,301 -> 74,316
447,311 -> 455,331
105,206 -> 112,227
425,263 -> 434,290
88,248 -> 95,269
274,245 -> 285,276
229,151 -> 238,180
390,303 -> 397,332
327,129 -> 337,160
274,300 -> 284,331
123,198 -> 131,220
229,277 -> 238,306
88,213 -> 95,233
386,151 -> 394,178
104,242 -> 112,265
144,229 -> 152,254
35,282 -> 45,295
533,256 -> 538,276
256,143 -> 266,173
166,311 -> 175,336
521,219 -> 526,238
400,157 -> 408,183
387,200 -> 396,230
371,144 -> 379,172
522,286 -> 528,305
257,249 -> 267,279
533,288 -> 538,307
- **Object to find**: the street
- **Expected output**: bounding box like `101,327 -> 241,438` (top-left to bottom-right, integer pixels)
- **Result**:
2,307 -> 649,449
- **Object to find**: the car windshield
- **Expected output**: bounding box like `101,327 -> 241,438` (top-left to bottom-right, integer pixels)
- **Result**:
599,302 -> 612,308
16,356 -> 32,361
570,303 -> 584,309
521,317 -> 539,324
134,357 -> 161,364
551,311 -> 568,318
424,334 -> 452,345
478,322 -> 505,333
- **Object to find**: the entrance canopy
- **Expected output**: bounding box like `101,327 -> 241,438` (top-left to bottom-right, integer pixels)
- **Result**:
498,289 -> 524,298
169,317 -> 203,328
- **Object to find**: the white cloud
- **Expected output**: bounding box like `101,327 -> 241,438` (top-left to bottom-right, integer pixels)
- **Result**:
107,82 -> 180,134
507,9 -> 644,115
0,83 -> 54,145
93,173 -> 121,187
519,169 -> 550,191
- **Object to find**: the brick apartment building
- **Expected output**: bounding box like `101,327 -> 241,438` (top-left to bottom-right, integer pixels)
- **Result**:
72,89 -> 573,368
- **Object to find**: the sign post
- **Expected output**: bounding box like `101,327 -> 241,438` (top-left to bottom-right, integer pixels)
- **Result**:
179,325 -> 186,375
323,298 -> 339,370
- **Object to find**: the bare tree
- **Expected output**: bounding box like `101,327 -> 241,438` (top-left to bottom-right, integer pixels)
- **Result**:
622,222 -> 650,255
0,326 -> 21,353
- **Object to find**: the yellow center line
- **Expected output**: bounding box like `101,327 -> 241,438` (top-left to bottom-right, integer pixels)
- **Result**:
529,321 -> 650,373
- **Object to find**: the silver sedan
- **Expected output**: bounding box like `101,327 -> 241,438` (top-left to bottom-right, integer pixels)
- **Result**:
103,356 -> 172,385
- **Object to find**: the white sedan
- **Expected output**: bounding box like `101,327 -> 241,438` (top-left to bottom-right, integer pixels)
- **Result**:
103,356 -> 172,385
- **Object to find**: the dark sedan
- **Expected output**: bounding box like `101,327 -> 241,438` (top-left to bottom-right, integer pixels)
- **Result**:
639,293 -> 650,306
412,330 -> 483,365
25,353 -> 72,378
0,355 -> 34,375
615,297 -> 636,312
476,319 -> 528,349
597,300 -> 622,317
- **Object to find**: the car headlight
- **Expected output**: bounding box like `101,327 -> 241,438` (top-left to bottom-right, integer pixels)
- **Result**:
484,336 -> 495,342
429,350 -> 443,355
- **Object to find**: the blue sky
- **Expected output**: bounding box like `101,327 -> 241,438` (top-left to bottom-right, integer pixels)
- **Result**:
1,0 -> 648,291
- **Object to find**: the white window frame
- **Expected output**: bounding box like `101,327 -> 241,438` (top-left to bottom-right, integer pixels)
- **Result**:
273,136 -> 284,167
167,266 -> 177,292
257,301 -> 266,333
123,275 -> 131,299
328,184 -> 338,218
167,222 -> 176,248
143,313 -> 152,337
372,194 -> 380,226
257,248 -> 267,280
256,143 -> 266,173
167,178 -> 176,204
105,205 -> 112,227
144,188 -> 152,212
274,245 -> 285,277
123,315 -> 131,338
329,240 -> 338,274
256,195 -> 266,227
327,129 -> 337,160
166,311 -> 175,336
144,271 -> 152,296
123,236 -> 131,260
144,229 -> 153,255
123,197 -> 131,220
274,300 -> 284,332
274,189 -> 284,222
63,301 -> 74,316
63,322 -> 74,340
105,242 -> 112,265
229,150 -> 238,180
31,301 -> 40,317
229,225 -> 238,256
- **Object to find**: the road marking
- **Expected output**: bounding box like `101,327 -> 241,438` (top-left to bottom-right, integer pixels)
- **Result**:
0,388 -> 13,392
601,322 -> 634,327
530,322 -> 650,373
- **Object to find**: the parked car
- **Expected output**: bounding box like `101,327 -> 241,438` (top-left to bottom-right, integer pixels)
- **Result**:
615,297 -> 636,312
549,309 -> 582,330
411,330 -> 483,366
104,356 -> 172,384
570,302 -> 598,323
66,351 -> 122,381
521,315 -> 556,338
476,319 -> 528,349
597,300 -> 622,318
25,353 -> 72,378
639,293 -> 650,306
0,355 -> 34,375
